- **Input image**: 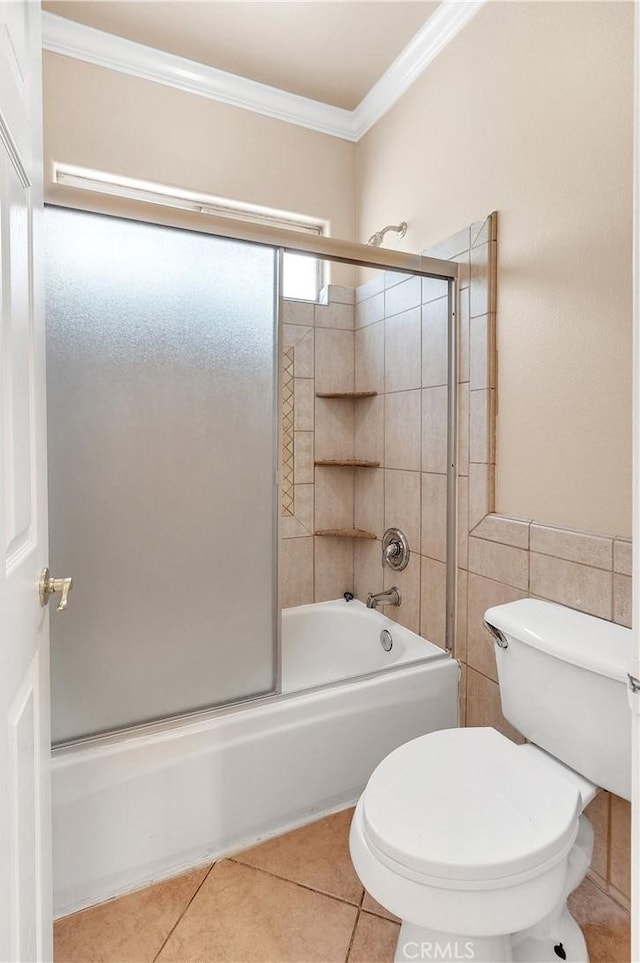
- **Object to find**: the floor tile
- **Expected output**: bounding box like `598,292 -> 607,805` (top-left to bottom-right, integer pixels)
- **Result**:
568,878 -> 631,963
348,912 -> 400,963
156,859 -> 357,963
234,808 -> 364,904
54,866 -> 210,963
362,892 -> 400,923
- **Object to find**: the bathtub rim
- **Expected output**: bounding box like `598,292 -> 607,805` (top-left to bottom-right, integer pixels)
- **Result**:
51,647 -> 458,761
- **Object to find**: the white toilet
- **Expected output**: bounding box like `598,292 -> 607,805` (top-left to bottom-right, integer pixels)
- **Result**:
349,599 -> 633,963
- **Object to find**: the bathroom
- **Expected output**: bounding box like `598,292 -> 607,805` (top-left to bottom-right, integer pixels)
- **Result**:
0,2 -> 636,962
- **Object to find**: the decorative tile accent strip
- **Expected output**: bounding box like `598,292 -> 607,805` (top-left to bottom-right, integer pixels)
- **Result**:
281,347 -> 295,517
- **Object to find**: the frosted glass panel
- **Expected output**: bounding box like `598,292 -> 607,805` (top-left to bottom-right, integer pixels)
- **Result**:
45,208 -> 277,744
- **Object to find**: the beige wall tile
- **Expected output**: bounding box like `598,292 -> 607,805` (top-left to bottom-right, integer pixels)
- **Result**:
458,287 -> 470,384
284,323 -> 312,348
315,398 -> 354,461
354,538 -> 383,602
609,795 -> 631,901
356,274 -> 384,304
469,463 -> 494,529
293,328 -> 314,378
458,382 -> 469,476
421,472 -> 447,562
385,275 -> 421,318
469,537 -> 529,590
469,314 -> 491,390
294,378 -> 314,430
467,574 -> 528,682
584,791 -> 610,884
471,514 -> 530,550
314,301 -> 354,330
470,389 -> 492,464
421,386 -> 448,474
281,515 -> 309,539
456,568 -> 468,664
530,524 -> 613,570
613,538 -> 632,576
384,555 -> 420,634
314,537 -> 354,602
281,536 -> 314,608
422,275 -> 449,305
613,573 -> 632,628
420,556 -> 447,648
385,390 -> 421,471
283,300 -> 314,326
294,431 -> 314,484
470,241 -> 494,318
355,321 -> 384,393
458,475 -> 469,570
315,467 -> 353,531
355,469 -> 384,539
385,307 -> 422,392
529,553 -> 612,619
356,291 -> 385,328
315,328 -> 354,394
385,469 -> 421,550
470,214 -> 495,248
424,229 -> 470,261
294,484 -> 314,534
422,297 -> 448,388
466,667 -> 524,744
320,285 -> 355,306
355,395 -> 384,464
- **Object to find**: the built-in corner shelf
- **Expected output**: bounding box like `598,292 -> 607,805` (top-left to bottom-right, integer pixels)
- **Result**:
315,528 -> 377,540
314,458 -> 380,468
315,391 -> 378,399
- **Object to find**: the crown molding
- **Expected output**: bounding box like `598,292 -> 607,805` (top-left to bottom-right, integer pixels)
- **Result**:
352,1 -> 485,140
41,1 -> 485,143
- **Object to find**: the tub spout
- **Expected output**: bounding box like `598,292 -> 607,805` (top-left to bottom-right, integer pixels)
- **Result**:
366,587 -> 401,610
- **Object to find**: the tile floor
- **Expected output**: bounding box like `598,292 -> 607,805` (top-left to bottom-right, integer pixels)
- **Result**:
54,808 -> 631,963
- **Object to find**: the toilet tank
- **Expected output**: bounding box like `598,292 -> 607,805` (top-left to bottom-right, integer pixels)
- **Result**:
484,599 -> 633,800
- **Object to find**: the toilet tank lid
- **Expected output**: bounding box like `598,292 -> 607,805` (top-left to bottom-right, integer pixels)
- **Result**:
484,599 -> 633,683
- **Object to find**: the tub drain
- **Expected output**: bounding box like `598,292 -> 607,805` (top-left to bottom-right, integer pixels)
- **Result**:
380,629 -> 393,652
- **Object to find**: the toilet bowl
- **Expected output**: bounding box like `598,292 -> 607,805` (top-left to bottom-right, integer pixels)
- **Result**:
349,600 -> 633,963
350,727 -> 594,962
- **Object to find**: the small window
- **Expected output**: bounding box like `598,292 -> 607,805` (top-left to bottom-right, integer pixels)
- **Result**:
53,164 -> 327,301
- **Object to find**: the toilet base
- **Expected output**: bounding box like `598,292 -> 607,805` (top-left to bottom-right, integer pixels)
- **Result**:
394,906 -> 587,963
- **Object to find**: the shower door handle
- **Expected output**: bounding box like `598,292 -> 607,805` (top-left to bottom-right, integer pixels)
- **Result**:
39,568 -> 73,612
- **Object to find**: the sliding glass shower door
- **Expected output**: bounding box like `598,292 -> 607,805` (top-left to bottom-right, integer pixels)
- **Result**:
45,208 -> 278,744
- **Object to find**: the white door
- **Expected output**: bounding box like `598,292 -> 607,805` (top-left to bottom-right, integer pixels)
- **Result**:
0,2 -> 52,961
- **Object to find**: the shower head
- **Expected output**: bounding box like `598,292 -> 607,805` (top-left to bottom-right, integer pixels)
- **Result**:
366,222 -> 408,247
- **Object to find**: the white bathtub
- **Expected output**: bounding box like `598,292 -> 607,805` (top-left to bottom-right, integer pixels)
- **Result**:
52,599 -> 459,917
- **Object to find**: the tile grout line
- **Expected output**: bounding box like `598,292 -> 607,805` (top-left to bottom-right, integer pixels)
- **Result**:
226,856 -> 364,911
151,861 -> 218,963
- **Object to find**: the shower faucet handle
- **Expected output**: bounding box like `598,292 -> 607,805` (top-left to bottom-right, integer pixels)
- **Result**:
39,568 -> 73,612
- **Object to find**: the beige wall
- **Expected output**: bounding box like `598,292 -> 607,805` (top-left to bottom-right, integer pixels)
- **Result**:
356,1 -> 634,537
42,51 -> 357,254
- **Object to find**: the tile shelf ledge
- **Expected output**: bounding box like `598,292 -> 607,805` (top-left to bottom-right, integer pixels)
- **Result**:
315,391 -> 378,399
314,459 -> 380,468
314,528 -> 377,539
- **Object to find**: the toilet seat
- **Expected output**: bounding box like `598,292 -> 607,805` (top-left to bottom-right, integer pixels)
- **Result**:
361,727 -> 582,887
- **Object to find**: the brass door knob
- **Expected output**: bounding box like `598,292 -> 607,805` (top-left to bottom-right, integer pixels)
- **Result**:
39,568 -> 73,612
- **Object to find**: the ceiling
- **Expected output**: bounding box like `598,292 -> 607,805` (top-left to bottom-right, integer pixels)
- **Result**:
41,1 -> 439,110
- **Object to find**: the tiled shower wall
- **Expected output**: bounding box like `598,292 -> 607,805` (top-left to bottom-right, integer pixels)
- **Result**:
279,285 -> 359,607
